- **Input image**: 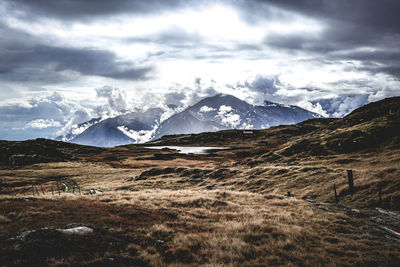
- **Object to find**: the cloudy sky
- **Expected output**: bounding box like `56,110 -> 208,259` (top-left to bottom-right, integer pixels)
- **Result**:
1,0 -> 399,140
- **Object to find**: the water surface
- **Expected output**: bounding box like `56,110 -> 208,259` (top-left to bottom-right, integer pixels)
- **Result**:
144,146 -> 229,154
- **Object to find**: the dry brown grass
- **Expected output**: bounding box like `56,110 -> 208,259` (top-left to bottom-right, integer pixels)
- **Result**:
1,181 -> 400,266
1,121 -> 399,266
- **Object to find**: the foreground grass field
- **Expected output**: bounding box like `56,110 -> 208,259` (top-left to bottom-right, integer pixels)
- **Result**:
0,97 -> 399,266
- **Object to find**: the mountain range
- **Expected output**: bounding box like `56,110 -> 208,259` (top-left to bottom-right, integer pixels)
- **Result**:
59,94 -> 320,147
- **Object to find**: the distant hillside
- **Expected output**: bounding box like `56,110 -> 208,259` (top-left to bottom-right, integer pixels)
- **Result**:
148,96 -> 400,156
0,138 -> 104,167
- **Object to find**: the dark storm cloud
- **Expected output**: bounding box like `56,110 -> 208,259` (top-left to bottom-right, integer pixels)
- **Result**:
3,0 -> 194,21
244,76 -> 281,95
262,0 -> 400,34
0,22 -> 152,83
165,91 -> 186,106
0,20 -> 152,83
259,0 -> 399,52
6,0 -> 398,79
0,44 -> 152,83
246,0 -> 400,78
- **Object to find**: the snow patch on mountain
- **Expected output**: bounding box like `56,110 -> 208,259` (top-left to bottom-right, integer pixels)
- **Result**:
216,105 -> 241,128
241,122 -> 255,129
117,125 -> 157,144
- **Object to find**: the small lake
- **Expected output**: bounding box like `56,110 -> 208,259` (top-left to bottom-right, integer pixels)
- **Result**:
144,146 -> 229,154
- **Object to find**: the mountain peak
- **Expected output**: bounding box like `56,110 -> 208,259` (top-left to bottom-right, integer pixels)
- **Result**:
209,93 -> 238,100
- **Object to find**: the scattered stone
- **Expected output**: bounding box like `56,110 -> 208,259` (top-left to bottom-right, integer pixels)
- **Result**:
88,189 -> 102,195
13,229 -> 43,242
377,208 -> 400,220
12,226 -> 94,242
22,197 -> 38,202
57,226 -> 93,235
383,227 -> 400,239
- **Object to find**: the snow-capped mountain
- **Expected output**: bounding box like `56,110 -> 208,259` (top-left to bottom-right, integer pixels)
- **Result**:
153,94 -> 319,139
70,108 -> 163,147
68,94 -> 320,147
57,117 -> 102,142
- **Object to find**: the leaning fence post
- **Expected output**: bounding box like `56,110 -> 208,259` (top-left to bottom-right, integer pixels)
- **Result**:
35,185 -> 40,195
32,185 -> 35,196
51,186 -> 54,195
334,184 -> 338,204
347,170 -> 354,194
57,183 -> 61,195
40,184 -> 45,195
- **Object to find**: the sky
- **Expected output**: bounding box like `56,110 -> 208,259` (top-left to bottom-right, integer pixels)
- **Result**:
0,0 -> 399,140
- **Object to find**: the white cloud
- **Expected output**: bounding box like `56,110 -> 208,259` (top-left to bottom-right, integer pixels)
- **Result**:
0,91 -> 94,140
219,105 -> 233,113
296,101 -> 328,117
199,105 -> 216,112
332,95 -> 369,117
95,86 -> 130,114
25,119 -> 61,129
221,113 -> 241,128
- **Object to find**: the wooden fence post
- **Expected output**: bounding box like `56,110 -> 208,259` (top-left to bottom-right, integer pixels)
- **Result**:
35,185 -> 40,195
347,170 -> 354,194
79,186 -> 81,195
57,183 -> 61,195
32,185 -> 35,196
40,185 -> 45,195
334,184 -> 338,204
51,186 -> 54,195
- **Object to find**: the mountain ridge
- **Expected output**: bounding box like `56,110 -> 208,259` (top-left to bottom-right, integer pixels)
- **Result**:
67,94 -> 321,147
